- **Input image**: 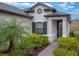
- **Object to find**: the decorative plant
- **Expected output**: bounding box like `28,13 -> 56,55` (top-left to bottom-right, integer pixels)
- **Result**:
25,34 -> 48,52
0,18 -> 29,53
53,36 -> 79,56
58,37 -> 78,50
74,31 -> 79,41
69,31 -> 74,37
53,48 -> 78,56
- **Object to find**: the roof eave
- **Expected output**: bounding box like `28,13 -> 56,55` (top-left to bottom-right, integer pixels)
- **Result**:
44,14 -> 70,17
0,9 -> 33,19
44,14 -> 71,23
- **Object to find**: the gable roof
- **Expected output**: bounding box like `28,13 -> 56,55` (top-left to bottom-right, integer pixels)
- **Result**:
22,2 -> 70,20
0,2 -> 33,19
30,2 -> 53,9
23,2 -> 57,12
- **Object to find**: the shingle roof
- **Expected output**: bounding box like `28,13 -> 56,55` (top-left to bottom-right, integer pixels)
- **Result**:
0,2 -> 33,19
44,12 -> 70,17
44,12 -> 71,23
23,8 -> 34,13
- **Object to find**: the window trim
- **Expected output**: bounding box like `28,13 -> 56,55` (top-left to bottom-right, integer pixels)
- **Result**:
37,8 -> 42,14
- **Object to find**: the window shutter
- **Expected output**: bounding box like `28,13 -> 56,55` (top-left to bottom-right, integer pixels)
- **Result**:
43,22 -> 47,34
32,22 -> 35,33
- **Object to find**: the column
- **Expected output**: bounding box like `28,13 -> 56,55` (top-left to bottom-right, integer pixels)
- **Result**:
62,17 -> 67,37
67,20 -> 70,36
47,20 -> 52,35
47,19 -> 53,42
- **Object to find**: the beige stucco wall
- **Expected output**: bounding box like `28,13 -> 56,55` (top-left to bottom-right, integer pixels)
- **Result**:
29,5 -> 52,22
0,12 -> 32,34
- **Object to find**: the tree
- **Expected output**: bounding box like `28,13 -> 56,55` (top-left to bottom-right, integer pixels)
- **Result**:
0,18 -> 29,53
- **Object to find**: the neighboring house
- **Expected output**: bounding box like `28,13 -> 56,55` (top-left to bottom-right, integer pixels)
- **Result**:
0,2 -> 71,42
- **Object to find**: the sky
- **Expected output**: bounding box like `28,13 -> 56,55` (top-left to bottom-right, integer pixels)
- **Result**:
4,2 -> 79,20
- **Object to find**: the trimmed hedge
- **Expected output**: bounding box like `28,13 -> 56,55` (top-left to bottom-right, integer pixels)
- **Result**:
53,48 -> 67,56
26,34 -> 48,48
58,37 -> 78,50
66,50 -> 78,56
53,48 -> 78,56
13,33 -> 48,55
53,37 -> 79,56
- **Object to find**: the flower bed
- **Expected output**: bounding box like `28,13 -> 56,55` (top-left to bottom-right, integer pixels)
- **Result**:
0,34 -> 49,56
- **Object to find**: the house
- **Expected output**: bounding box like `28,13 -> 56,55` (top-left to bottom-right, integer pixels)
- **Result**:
0,2 -> 71,42
0,2 -> 33,34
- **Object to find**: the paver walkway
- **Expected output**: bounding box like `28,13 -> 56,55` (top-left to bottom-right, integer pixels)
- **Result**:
38,41 -> 58,56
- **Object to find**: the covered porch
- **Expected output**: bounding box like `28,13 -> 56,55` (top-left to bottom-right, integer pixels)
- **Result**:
45,13 -> 71,42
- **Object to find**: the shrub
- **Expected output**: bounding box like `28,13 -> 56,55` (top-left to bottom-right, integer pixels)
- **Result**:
53,48 -> 78,56
0,49 -> 26,56
26,34 -> 41,48
53,48 -> 67,56
14,35 -> 35,55
15,36 -> 31,49
69,31 -> 74,37
26,34 -> 48,48
74,31 -> 79,41
58,37 -> 78,50
39,35 -> 48,45
53,36 -> 79,56
42,35 -> 48,45
8,49 -> 26,56
0,53 -> 9,56
65,50 -> 78,56
14,34 -> 48,55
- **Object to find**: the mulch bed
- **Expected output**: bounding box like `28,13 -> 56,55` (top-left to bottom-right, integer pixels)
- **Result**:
0,43 -> 50,56
29,43 -> 50,56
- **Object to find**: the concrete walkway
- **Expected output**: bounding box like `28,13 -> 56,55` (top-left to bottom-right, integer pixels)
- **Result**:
38,41 -> 58,56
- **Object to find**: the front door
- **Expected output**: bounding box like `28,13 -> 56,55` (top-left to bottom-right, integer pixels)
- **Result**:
57,20 -> 62,38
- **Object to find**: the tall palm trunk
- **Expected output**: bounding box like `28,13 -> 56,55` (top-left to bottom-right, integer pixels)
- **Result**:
8,39 -> 14,53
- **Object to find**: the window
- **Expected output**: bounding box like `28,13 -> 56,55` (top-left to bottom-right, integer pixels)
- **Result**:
37,8 -> 42,14
32,22 -> 47,34
35,22 -> 43,34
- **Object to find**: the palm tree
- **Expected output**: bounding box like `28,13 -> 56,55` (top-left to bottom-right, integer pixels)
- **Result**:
0,18 -> 29,53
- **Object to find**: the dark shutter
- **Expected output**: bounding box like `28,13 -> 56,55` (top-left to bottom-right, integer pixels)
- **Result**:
32,22 -> 35,33
43,22 -> 47,34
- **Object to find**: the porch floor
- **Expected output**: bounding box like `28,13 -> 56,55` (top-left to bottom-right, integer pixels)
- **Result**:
38,41 -> 58,56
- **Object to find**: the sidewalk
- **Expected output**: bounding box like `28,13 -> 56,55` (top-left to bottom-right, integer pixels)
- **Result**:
38,41 -> 58,56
